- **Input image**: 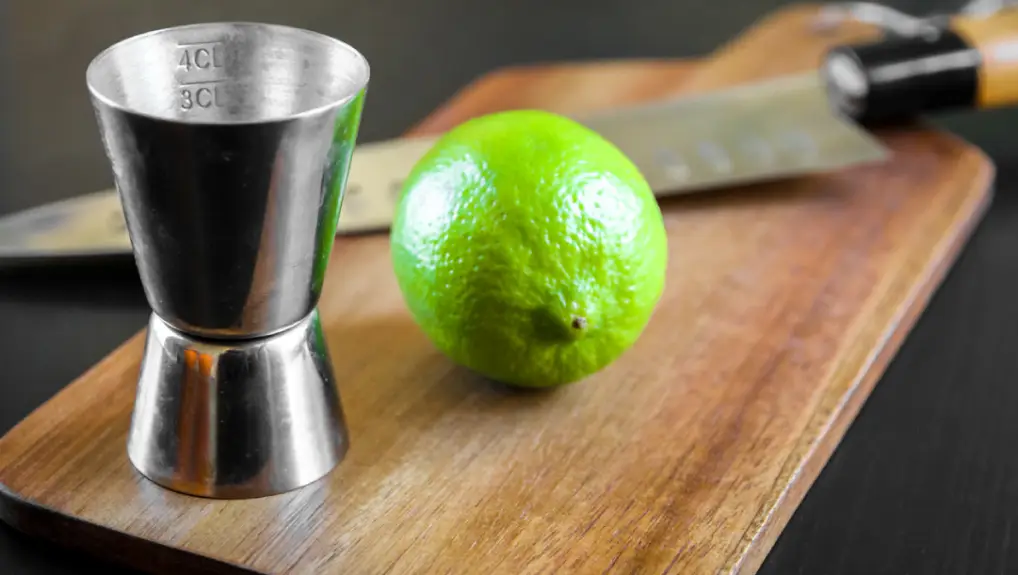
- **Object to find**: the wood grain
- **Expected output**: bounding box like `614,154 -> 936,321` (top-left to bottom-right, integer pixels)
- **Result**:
0,4 -> 995,574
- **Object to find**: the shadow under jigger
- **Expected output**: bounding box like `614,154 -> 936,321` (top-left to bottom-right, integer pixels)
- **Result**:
86,23 -> 369,498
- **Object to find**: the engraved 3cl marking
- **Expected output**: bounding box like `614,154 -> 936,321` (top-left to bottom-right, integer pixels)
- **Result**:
176,40 -> 227,111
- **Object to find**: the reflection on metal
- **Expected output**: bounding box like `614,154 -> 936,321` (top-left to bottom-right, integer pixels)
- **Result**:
129,312 -> 348,499
87,22 -> 369,498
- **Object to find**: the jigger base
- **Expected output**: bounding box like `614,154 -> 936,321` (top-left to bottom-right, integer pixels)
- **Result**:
126,311 -> 347,499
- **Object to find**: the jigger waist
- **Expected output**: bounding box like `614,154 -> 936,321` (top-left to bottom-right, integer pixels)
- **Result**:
150,303 -> 319,341
137,254 -> 322,340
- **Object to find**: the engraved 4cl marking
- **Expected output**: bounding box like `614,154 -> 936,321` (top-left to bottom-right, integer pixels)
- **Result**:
177,40 -> 224,70
176,40 -> 228,111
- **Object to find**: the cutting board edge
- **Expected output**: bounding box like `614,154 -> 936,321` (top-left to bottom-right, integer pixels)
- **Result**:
730,143 -> 996,575
0,480 -> 256,575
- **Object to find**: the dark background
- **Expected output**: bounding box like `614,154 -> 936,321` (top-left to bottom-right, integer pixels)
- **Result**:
3,0 -> 1018,573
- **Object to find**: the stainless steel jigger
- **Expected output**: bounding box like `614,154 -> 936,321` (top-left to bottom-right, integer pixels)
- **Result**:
85,23 -> 370,499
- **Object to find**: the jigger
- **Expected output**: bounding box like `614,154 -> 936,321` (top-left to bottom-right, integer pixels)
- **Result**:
86,23 -> 369,499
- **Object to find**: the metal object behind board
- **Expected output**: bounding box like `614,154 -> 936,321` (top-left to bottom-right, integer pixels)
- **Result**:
580,71 -> 888,195
87,22 -> 369,498
0,69 -> 887,264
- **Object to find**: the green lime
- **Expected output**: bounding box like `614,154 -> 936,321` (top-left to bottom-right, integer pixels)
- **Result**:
390,109 -> 668,388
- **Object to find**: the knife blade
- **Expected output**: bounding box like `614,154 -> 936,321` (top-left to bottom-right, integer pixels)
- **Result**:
1,7 -> 1014,264
0,73 -> 889,265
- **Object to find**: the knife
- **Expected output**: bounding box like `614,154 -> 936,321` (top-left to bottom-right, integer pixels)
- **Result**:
1,6 -> 1016,264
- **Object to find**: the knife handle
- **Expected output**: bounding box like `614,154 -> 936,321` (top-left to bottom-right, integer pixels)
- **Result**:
822,9 -> 1018,124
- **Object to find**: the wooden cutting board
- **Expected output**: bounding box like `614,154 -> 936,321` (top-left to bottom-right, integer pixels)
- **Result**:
0,4 -> 994,574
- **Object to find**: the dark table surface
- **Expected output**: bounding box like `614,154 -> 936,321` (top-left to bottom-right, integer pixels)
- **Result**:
3,0 -> 1018,573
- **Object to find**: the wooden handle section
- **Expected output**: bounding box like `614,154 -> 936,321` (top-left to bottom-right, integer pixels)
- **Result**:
953,9 -> 1018,108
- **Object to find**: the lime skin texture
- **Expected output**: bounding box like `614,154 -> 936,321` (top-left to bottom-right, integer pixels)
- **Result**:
390,110 -> 669,388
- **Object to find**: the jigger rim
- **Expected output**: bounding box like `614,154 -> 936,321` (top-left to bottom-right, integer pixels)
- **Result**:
85,21 -> 370,126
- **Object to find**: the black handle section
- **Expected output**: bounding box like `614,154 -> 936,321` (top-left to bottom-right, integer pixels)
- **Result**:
822,30 -> 981,125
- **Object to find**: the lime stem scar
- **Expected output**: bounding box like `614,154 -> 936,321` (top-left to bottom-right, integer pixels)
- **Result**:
571,316 -> 587,330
